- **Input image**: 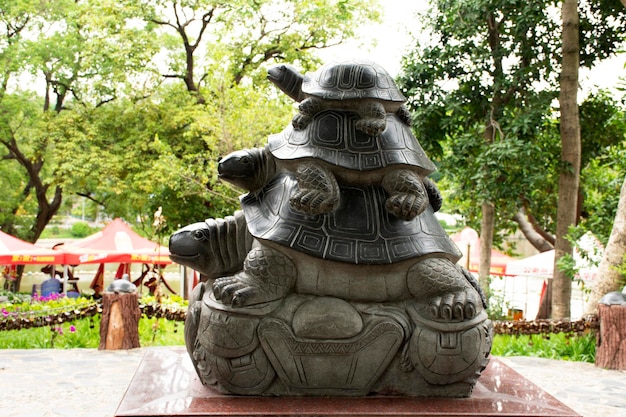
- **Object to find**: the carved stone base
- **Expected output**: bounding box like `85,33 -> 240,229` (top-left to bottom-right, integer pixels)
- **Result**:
186,291 -> 492,397
114,348 -> 581,416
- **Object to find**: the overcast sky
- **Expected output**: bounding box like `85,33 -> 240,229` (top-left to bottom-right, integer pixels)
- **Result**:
318,2 -> 426,77
319,1 -> 625,93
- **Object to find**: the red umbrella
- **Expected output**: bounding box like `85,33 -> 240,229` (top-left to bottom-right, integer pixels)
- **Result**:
450,227 -> 514,276
0,230 -> 67,265
57,218 -> 171,265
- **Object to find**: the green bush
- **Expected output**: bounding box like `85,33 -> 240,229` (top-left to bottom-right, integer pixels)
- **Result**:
491,332 -> 596,363
70,222 -> 93,237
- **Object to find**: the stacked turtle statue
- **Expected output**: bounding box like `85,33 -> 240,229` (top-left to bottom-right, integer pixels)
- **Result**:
169,59 -> 493,397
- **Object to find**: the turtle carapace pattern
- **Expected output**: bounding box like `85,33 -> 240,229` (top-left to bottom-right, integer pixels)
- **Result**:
219,111 -> 438,220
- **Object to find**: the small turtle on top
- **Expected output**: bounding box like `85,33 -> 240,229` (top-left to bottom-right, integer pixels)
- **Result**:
267,60 -> 412,137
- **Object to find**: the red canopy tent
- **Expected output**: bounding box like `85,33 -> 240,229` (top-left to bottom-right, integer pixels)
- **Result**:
0,230 -> 66,265
58,218 -> 171,265
450,227 -> 514,276
55,218 -> 173,295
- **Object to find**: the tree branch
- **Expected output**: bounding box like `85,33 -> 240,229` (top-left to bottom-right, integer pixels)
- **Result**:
512,209 -> 554,252
76,192 -> 106,207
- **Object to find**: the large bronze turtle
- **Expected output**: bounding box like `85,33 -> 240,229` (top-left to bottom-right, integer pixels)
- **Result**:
169,59 -> 492,397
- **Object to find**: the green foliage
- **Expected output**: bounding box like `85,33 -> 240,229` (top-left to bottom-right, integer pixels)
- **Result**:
0,294 -> 186,348
398,0 -> 564,240
0,315 -> 185,348
398,0 -> 626,248
486,282 -> 513,320
0,0 -> 382,236
492,332 -> 596,363
70,222 -> 93,238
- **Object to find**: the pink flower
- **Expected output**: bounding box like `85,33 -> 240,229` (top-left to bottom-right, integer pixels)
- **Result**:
69,325 -> 76,333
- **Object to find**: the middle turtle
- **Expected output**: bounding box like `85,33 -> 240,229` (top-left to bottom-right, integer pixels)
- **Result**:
219,110 -> 440,220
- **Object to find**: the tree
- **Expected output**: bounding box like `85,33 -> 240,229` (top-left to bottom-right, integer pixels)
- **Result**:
0,0 -> 158,242
398,0 -> 563,298
398,0 -> 626,313
586,176 -> 626,313
552,0 -> 582,319
137,0 -> 380,95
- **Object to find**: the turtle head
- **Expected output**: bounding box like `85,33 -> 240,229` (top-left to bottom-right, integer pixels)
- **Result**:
169,211 -> 250,280
218,147 -> 275,192
169,221 -> 223,278
267,64 -> 305,102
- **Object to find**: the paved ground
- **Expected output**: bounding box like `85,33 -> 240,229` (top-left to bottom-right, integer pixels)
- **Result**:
0,348 -> 625,417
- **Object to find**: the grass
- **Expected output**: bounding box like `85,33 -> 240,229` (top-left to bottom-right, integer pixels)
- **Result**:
491,332 -> 596,363
0,315 -> 185,349
0,292 -> 186,348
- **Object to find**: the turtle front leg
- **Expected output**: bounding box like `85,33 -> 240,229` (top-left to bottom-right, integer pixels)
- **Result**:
213,245 -> 296,307
396,104 -> 412,127
407,258 -> 483,321
355,101 -> 386,136
290,162 -> 340,215
292,97 -> 325,130
382,169 -> 429,220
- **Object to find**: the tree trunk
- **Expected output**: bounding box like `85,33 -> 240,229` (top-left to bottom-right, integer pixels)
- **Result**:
552,0 -> 581,320
479,202 -> 494,301
586,176 -> 626,315
513,209 -> 554,252
595,304 -> 626,370
99,292 -> 141,350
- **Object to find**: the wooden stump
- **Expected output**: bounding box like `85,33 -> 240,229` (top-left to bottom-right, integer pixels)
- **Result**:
98,292 -> 141,350
595,304 -> 626,369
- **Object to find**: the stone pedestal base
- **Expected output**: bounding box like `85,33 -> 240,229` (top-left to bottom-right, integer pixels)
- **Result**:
115,348 -> 580,417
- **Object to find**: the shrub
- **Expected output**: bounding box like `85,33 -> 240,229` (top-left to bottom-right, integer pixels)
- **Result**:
70,222 -> 92,237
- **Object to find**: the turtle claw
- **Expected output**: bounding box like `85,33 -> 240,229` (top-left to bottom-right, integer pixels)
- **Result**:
213,277 -> 244,304
213,278 -> 258,307
292,113 -> 312,130
385,192 -> 429,220
290,189 -> 339,215
231,287 -> 256,307
428,291 -> 478,321
355,118 -> 386,136
292,162 -> 340,215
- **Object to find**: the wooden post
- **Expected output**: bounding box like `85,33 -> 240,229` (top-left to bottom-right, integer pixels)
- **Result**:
98,292 -> 141,350
595,304 -> 626,369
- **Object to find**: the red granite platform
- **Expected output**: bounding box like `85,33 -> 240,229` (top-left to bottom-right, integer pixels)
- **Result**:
115,347 -> 581,417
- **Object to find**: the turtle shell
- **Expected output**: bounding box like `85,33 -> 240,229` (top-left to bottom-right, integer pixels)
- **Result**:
241,174 -> 461,265
302,60 -> 406,102
268,110 -> 436,175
